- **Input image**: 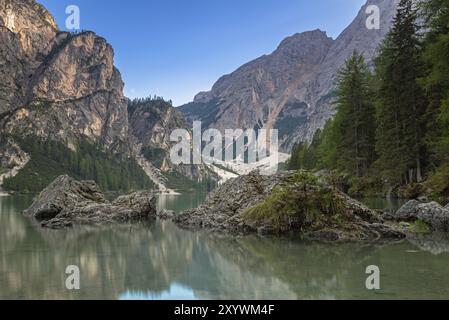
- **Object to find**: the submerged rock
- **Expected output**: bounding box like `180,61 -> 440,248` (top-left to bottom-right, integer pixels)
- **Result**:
24,175 -> 156,228
174,171 -> 404,242
157,209 -> 176,220
394,200 -> 449,232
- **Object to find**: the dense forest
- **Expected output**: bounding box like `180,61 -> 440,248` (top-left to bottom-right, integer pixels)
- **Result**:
3,136 -> 154,193
288,0 -> 449,200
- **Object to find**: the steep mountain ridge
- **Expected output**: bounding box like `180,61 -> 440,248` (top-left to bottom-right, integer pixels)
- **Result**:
0,0 -> 130,153
180,0 -> 400,151
181,29 -> 334,132
285,0 -> 400,148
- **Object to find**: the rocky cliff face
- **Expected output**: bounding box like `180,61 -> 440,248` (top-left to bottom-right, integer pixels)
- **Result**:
181,29 -> 333,133
129,99 -> 187,168
180,0 -> 399,151
0,0 -> 57,114
128,99 -> 216,184
0,136 -> 30,189
0,0 -> 130,153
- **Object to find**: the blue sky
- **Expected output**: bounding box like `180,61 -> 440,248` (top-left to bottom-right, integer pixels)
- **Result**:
38,0 -> 366,106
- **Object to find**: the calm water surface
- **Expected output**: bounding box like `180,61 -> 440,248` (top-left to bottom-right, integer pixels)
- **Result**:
1,194 -> 449,300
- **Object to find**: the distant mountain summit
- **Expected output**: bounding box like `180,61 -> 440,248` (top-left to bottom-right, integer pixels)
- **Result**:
180,0 -> 400,151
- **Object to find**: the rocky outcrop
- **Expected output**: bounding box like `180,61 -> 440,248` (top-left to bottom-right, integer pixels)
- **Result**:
128,98 -> 217,187
180,0 -> 399,151
129,99 -> 186,160
24,175 -> 157,228
0,136 -> 29,190
0,135 -> 29,168
392,200 -> 449,232
174,171 -> 404,241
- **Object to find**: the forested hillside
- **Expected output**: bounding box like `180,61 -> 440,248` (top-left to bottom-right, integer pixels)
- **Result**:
2,136 -> 154,193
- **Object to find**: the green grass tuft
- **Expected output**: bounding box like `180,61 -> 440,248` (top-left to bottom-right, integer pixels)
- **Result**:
242,171 -> 345,232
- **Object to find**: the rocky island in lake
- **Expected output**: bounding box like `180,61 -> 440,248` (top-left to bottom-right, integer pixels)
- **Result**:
174,171 -> 405,242
24,175 -> 157,228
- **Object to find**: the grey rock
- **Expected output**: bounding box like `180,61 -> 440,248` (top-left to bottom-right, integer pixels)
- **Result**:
394,200 -> 422,221
394,200 -> 449,232
157,209 -> 176,220
24,175 -> 156,228
112,191 -> 157,217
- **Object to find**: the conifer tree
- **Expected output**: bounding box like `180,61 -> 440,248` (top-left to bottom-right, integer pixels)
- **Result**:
420,0 -> 449,164
374,0 -> 426,184
333,50 -> 376,177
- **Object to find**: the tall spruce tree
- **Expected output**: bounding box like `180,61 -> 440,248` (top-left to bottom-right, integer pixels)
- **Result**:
374,0 -> 426,184
333,50 -> 376,177
420,0 -> 449,164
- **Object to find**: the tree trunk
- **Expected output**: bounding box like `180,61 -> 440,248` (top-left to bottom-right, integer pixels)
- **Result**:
416,157 -> 423,182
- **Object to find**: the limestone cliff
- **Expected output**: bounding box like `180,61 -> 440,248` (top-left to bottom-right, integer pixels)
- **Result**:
128,98 -> 216,186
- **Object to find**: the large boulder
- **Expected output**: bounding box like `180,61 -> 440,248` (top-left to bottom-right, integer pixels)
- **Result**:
24,175 -> 156,228
394,200 -> 449,232
174,171 -> 404,242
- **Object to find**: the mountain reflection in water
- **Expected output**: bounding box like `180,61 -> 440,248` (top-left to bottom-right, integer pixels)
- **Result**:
1,194 -> 449,299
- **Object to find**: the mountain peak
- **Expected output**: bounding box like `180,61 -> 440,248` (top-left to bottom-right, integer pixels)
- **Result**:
181,0 -> 399,151
277,29 -> 331,48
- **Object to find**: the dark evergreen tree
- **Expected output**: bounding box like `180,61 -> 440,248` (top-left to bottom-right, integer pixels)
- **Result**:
333,50 -> 376,177
374,0 -> 426,184
420,0 -> 449,164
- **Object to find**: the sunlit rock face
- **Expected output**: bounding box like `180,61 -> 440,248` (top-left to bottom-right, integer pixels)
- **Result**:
0,0 -> 130,154
0,0 -> 58,113
180,0 -> 399,151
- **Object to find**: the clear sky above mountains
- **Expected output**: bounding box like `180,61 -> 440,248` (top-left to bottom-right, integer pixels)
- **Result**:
38,0 -> 366,106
